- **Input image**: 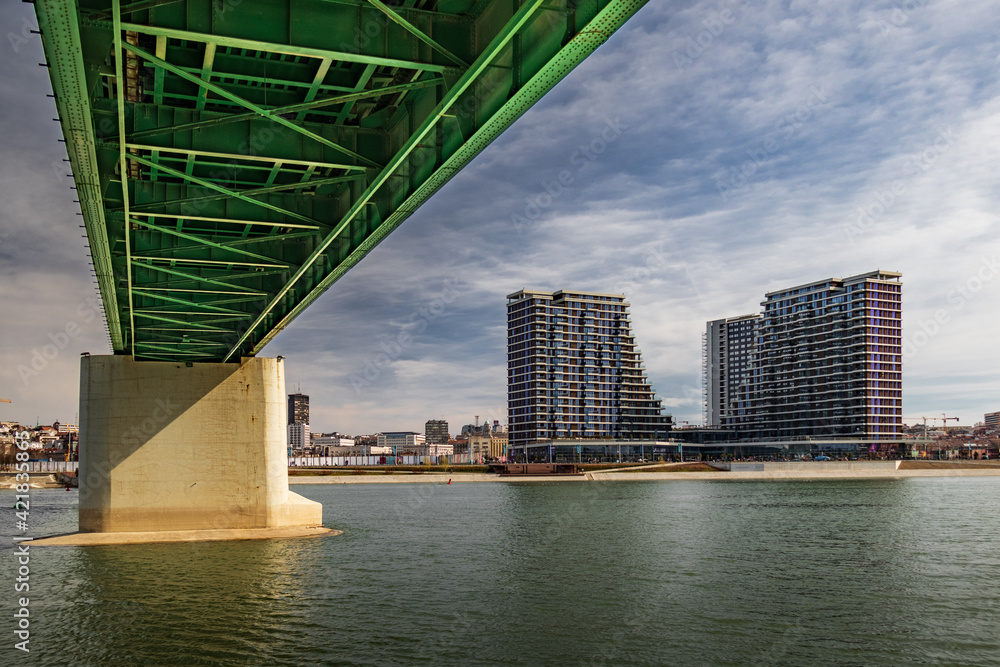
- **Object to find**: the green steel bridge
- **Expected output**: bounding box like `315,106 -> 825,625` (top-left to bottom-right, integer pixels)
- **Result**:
36,0 -> 645,362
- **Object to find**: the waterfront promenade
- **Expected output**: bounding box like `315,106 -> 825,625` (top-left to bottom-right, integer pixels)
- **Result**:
288,461 -> 1000,484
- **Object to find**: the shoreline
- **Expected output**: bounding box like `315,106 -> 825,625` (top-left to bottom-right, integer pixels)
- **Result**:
290,466 -> 1000,484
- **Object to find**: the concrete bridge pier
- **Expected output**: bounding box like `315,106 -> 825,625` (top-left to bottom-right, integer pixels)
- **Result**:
75,355 -> 323,535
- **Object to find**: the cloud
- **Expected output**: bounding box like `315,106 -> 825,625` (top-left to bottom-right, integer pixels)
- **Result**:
2,1 -> 999,432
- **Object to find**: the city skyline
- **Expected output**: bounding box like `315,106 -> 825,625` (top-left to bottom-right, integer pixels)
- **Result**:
2,2 -> 998,434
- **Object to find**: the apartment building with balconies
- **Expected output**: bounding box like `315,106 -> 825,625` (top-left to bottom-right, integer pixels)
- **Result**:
705,270 -> 903,443
507,289 -> 670,453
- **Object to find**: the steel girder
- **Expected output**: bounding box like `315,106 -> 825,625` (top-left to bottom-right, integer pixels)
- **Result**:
35,0 -> 647,362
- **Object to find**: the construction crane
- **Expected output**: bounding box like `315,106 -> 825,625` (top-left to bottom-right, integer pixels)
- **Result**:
0,399 -> 11,403
904,415 -> 960,443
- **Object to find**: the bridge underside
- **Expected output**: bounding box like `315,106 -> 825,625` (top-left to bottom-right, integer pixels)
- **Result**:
37,0 -> 647,362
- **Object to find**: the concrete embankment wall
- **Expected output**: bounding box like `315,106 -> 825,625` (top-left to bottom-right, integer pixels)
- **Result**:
291,473 -> 505,484
711,461 -> 900,472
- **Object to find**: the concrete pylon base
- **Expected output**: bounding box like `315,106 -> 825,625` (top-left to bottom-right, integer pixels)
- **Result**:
77,355 -> 323,533
32,526 -> 339,547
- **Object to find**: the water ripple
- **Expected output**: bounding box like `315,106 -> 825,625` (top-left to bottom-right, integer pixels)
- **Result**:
8,478 -> 1000,665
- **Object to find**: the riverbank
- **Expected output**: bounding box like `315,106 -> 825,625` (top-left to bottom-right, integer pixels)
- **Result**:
288,461 -> 1000,484
0,472 -> 76,489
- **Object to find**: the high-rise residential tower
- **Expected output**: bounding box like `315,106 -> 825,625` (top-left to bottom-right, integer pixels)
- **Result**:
704,314 -> 762,429
705,270 -> 903,443
507,289 -> 669,452
758,270 -> 902,440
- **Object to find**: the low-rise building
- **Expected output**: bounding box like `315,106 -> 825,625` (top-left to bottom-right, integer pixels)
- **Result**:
490,430 -> 508,461
53,421 -> 79,434
427,443 -> 454,457
312,433 -> 355,448
377,431 -> 426,455
468,434 -> 491,462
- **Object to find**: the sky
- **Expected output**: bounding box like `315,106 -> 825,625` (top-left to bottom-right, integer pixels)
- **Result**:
1,0 -> 998,435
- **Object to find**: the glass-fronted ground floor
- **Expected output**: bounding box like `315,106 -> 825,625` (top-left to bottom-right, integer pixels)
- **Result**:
506,438 -> 924,463
508,440 -> 670,464
506,439 -> 784,463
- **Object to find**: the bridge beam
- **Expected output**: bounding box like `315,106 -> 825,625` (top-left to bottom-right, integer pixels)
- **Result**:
36,0 -> 649,362
78,355 -> 321,533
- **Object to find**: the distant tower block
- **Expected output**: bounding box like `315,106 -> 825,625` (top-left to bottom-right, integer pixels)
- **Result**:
425,419 -> 450,445
78,356 -> 322,533
288,392 -> 309,425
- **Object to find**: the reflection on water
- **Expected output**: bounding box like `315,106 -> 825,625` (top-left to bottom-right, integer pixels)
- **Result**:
61,539 -> 324,665
5,478 -> 1000,665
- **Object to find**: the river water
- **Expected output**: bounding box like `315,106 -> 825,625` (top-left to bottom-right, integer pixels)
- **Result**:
5,477 -> 1000,665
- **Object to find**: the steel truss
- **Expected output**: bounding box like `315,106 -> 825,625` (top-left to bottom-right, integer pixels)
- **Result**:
36,0 -> 647,361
